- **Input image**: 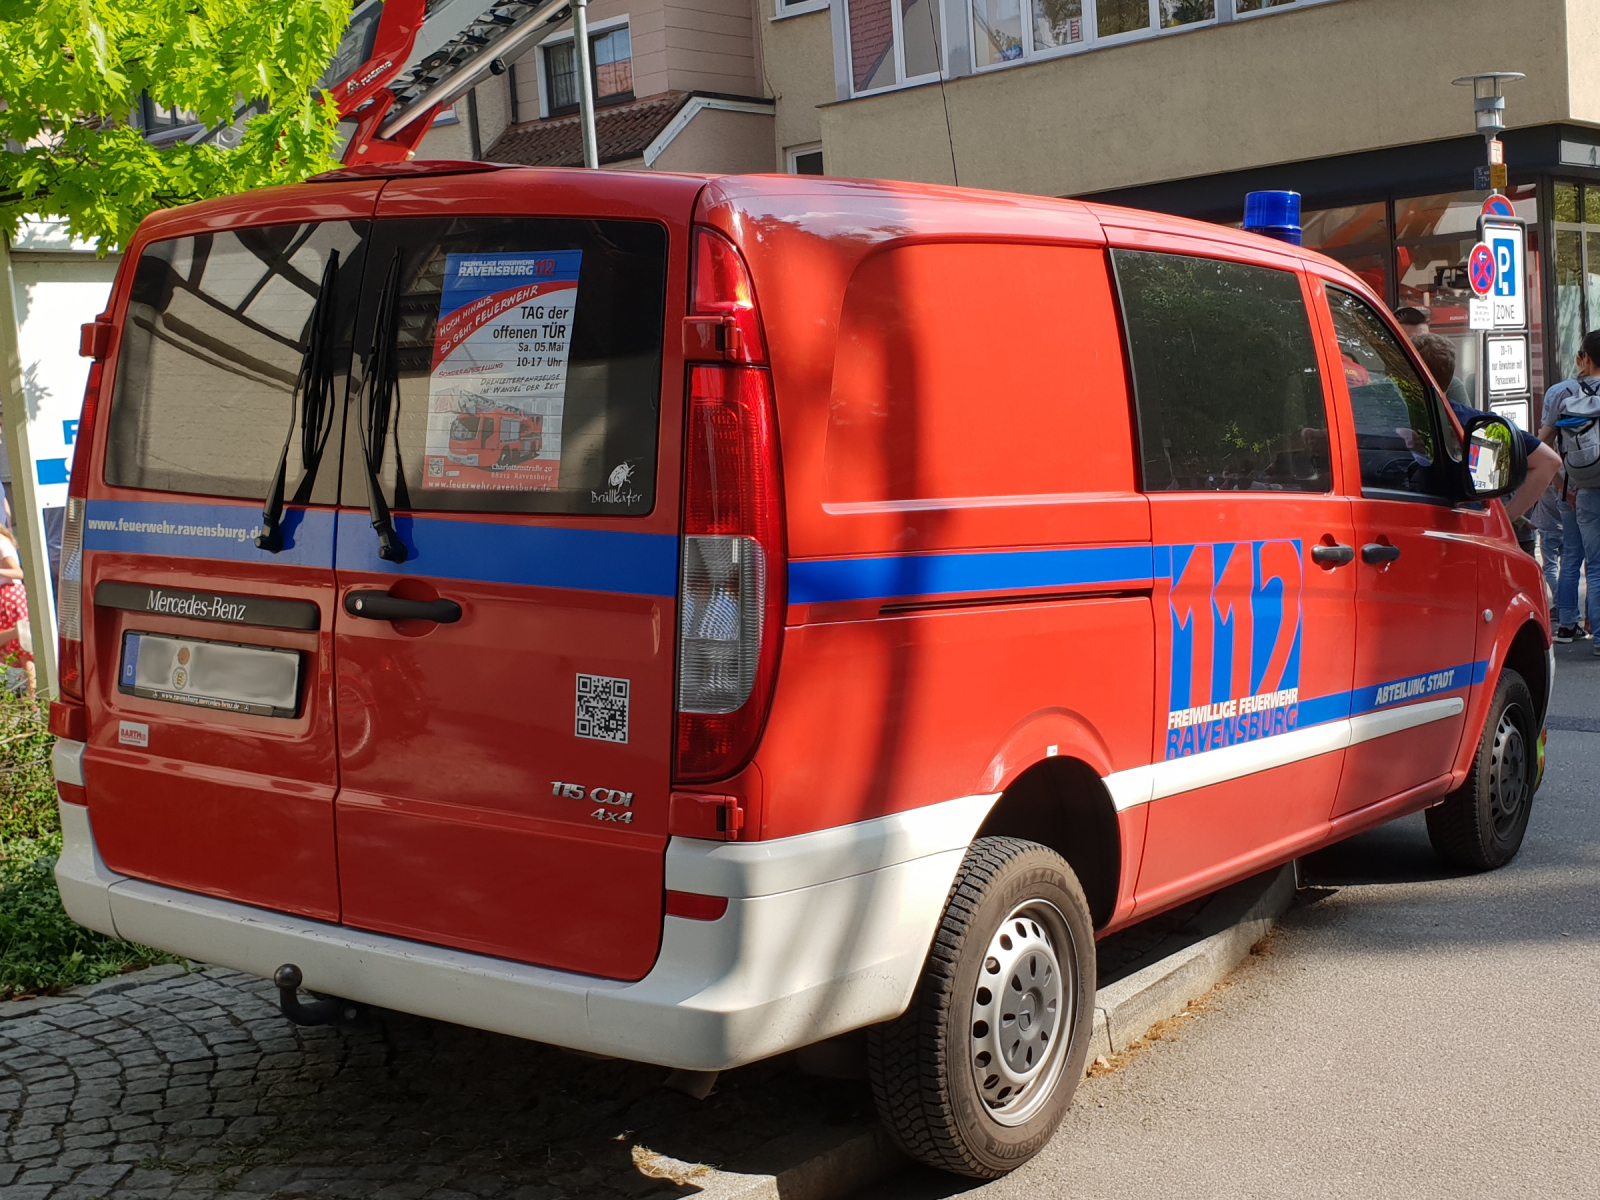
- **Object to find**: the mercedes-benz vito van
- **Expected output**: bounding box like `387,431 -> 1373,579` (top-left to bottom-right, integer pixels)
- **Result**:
51,164 -> 1549,1177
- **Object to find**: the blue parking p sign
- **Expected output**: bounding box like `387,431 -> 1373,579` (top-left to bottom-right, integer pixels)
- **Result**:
1483,221 -> 1525,327
1493,238 -> 1515,296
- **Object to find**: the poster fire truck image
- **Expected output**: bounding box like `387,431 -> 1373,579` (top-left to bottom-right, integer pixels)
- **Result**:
424,249 -> 582,491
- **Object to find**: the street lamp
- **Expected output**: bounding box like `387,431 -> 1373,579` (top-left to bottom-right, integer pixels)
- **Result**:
1452,71 -> 1524,193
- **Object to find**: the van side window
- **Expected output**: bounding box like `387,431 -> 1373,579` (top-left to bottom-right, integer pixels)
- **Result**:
1112,250 -> 1330,493
106,223 -> 368,502
1326,287 -> 1452,500
354,217 -> 667,517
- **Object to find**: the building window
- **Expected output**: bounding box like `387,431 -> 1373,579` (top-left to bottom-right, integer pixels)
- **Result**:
848,0 -> 941,94
594,27 -> 634,99
846,0 -> 1322,94
787,143 -> 825,174
776,0 -> 831,17
545,24 -> 633,115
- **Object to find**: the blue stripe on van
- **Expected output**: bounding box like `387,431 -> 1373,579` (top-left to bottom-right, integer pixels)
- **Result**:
83,500 -> 334,566
335,512 -> 679,598
787,544 -> 1156,606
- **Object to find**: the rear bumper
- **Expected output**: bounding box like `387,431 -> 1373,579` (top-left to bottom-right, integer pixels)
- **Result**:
52,744 -> 995,1070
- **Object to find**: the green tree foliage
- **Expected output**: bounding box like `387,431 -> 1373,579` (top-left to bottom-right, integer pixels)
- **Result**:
0,0 -> 356,250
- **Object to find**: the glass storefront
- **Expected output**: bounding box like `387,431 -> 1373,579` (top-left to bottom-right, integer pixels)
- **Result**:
1300,202 -> 1389,298
1552,181 -> 1600,382
1301,184 -> 1544,405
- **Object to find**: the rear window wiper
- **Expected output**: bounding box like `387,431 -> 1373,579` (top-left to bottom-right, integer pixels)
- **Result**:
356,250 -> 408,563
256,251 -> 341,552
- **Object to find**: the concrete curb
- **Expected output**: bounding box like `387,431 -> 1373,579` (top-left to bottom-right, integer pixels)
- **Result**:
1087,864 -> 1297,1063
638,1129 -> 906,1200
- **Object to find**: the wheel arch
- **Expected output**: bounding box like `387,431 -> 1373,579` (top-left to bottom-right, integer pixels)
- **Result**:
1502,617 -> 1551,728
973,756 -> 1121,929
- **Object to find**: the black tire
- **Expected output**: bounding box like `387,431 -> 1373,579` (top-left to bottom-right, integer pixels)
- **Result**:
1426,668 -> 1537,871
867,837 -> 1096,1179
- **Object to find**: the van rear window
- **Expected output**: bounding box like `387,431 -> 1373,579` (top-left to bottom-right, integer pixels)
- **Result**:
106,222 -> 368,502
354,217 -> 667,516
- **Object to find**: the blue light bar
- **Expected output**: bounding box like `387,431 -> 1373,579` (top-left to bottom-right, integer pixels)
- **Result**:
1243,191 -> 1302,245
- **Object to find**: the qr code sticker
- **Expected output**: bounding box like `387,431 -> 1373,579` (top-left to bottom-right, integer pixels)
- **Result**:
427,457 -> 444,478
575,673 -> 630,744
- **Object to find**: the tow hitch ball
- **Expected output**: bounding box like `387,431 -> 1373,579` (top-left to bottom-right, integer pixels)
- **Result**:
273,964 -> 364,1027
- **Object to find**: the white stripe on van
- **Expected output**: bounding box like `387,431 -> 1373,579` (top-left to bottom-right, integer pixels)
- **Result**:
1102,696 -> 1466,812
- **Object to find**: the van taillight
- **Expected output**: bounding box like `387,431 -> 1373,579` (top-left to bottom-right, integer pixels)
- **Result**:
59,328 -> 107,702
690,228 -> 766,364
675,365 -> 785,782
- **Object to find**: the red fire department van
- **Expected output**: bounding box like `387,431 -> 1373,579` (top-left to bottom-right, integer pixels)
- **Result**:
448,406 -> 544,469
51,164 -> 1549,1178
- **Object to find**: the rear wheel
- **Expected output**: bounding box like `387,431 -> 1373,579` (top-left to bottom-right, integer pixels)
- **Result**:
1426,668 -> 1537,870
868,837 -> 1095,1178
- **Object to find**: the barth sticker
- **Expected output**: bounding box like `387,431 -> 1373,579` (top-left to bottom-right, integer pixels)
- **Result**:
119,720 -> 149,748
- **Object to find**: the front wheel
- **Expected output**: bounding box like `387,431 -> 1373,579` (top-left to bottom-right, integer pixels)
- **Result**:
1426,668 -> 1537,870
867,837 -> 1096,1178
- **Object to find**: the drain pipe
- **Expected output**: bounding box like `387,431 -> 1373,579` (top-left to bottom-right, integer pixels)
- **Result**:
572,0 -> 599,168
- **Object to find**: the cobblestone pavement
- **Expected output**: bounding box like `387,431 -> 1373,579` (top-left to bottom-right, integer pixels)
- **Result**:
0,873 -> 1220,1200
0,964 -> 875,1200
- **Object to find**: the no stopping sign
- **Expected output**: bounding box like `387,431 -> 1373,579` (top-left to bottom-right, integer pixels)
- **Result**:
1469,242 -> 1497,297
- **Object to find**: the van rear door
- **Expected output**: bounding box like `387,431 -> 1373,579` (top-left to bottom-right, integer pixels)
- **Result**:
80,187 -> 377,919
329,175 -> 684,979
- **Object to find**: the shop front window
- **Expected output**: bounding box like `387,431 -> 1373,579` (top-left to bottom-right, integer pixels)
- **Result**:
1392,185 -> 1542,403
1552,181 -> 1600,383
1301,201 -> 1390,300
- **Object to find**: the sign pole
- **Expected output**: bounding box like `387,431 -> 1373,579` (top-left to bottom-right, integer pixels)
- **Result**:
0,236 -> 58,698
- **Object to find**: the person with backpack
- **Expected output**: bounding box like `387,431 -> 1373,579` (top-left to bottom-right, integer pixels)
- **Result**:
1539,329 -> 1600,650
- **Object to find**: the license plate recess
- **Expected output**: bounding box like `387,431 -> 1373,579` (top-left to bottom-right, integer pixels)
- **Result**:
119,632 -> 301,718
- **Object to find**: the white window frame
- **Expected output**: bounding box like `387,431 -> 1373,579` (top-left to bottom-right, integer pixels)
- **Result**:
845,0 -> 945,98
775,0 -> 831,19
786,142 -> 825,173
842,0 -> 1339,97
536,14 -> 632,120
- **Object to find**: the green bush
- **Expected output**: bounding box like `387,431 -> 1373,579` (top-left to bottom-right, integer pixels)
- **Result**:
0,685 -> 59,843
0,691 -> 178,998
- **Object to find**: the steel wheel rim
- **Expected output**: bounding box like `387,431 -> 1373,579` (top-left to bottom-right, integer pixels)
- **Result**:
968,899 -> 1075,1127
1488,702 -> 1529,840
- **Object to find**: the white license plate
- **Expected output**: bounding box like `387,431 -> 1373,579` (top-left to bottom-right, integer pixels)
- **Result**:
119,633 -> 301,718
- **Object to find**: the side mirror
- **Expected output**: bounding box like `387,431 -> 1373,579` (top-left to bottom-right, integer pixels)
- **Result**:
1459,412 -> 1527,500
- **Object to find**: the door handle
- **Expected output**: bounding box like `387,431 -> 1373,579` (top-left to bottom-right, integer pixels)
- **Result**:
1311,543 -> 1355,566
1361,542 -> 1402,565
345,590 -> 462,624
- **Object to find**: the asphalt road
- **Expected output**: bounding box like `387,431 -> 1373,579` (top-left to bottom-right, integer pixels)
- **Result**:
863,638 -> 1600,1200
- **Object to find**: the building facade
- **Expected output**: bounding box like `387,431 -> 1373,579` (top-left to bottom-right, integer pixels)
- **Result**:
748,0 -> 1600,406
416,0 -> 775,172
